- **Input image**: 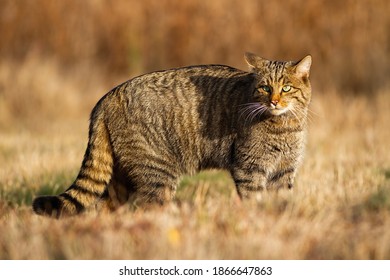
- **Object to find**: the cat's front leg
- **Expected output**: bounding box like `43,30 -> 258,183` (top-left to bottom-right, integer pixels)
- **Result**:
232,167 -> 268,200
268,167 -> 297,190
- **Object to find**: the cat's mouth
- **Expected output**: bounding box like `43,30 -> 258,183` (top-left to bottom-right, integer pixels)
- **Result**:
268,104 -> 289,116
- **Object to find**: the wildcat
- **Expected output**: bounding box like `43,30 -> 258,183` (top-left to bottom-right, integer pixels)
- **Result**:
32,52 -> 312,218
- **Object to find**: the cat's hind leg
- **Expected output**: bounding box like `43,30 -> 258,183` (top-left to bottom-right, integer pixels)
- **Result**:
123,155 -> 180,207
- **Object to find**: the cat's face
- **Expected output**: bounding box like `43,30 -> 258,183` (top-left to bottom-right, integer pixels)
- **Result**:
244,53 -> 312,118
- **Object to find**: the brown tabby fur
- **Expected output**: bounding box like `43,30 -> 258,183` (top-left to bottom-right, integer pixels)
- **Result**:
32,52 -> 312,218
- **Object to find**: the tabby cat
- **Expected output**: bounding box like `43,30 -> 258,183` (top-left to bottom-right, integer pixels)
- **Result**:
32,52 -> 312,218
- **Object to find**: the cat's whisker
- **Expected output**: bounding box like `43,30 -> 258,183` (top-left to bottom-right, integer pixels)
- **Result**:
240,106 -> 259,124
246,107 -> 260,124
307,107 -> 320,117
253,107 -> 268,122
247,109 -> 258,123
247,105 -> 268,123
289,106 -> 305,127
238,103 -> 258,115
306,107 -> 321,124
306,112 -> 314,124
294,106 -> 313,124
239,103 -> 268,125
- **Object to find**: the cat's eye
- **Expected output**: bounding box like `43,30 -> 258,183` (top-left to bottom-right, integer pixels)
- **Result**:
259,85 -> 271,93
282,85 -> 292,92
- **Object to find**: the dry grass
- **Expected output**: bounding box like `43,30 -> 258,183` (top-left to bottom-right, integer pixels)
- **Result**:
0,0 -> 390,260
0,57 -> 390,260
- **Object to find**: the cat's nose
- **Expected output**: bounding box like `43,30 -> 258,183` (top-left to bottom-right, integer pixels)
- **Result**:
271,99 -> 279,106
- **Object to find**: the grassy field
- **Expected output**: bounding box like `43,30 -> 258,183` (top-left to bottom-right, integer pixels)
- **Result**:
0,0 -> 389,260
1,58 -> 390,259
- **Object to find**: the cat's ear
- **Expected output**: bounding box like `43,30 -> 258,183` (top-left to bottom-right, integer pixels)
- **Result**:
244,52 -> 267,71
294,55 -> 312,78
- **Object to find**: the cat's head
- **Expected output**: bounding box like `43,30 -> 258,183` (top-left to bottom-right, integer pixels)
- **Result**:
244,52 -> 312,117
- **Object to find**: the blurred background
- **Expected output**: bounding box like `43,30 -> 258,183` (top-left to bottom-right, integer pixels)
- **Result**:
1,2 -> 390,260
0,0 -> 389,129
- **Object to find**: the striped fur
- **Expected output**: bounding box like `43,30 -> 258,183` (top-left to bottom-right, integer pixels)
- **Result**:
32,52 -> 312,217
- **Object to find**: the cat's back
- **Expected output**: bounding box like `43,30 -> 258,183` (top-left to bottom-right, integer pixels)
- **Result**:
102,64 -> 254,129
124,64 -> 253,100
133,64 -> 250,83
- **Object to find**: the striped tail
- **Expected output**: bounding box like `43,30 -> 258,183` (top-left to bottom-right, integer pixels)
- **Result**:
33,104 -> 113,218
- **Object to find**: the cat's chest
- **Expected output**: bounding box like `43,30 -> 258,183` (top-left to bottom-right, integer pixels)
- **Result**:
265,131 -> 302,153
237,127 -> 304,166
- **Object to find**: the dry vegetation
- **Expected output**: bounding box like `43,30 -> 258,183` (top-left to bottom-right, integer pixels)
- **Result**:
0,0 -> 390,259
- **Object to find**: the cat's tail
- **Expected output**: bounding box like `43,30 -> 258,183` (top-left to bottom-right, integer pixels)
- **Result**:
32,100 -> 114,218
